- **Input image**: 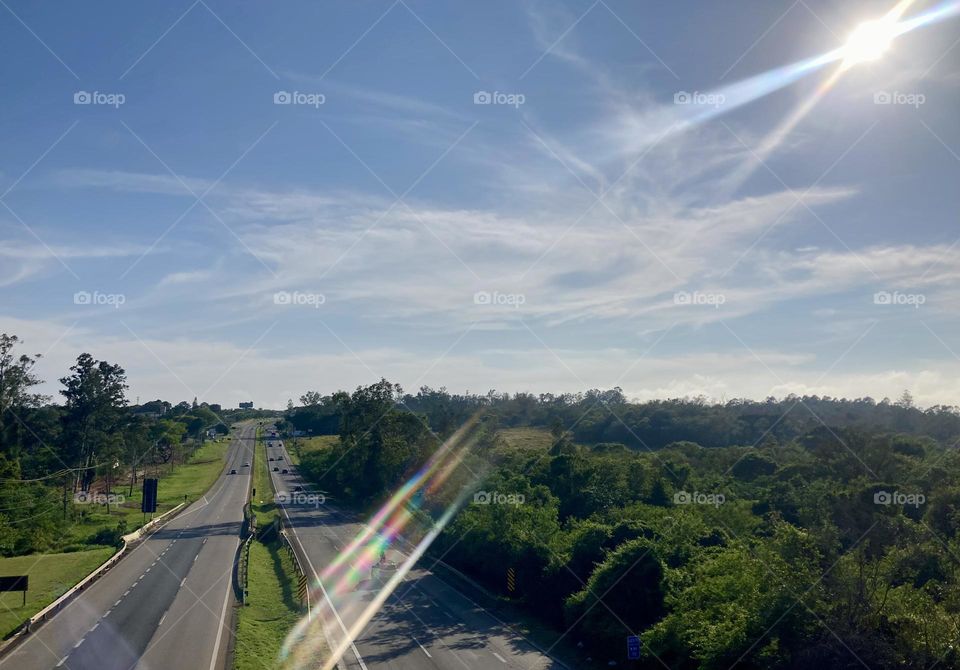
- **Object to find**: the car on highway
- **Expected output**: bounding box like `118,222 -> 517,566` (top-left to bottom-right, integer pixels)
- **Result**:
293,485 -> 303,492
281,469 -> 288,474
244,461 -> 250,466
230,469 -> 237,474
273,467 -> 279,471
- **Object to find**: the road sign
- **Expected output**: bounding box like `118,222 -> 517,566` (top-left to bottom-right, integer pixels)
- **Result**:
627,635 -> 640,660
0,575 -> 28,606
141,478 -> 158,513
506,567 -> 516,593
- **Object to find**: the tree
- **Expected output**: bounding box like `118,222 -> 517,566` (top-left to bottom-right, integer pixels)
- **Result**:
59,354 -> 128,495
0,333 -> 45,464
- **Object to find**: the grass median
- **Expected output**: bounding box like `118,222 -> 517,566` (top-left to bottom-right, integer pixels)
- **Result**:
235,428 -> 317,669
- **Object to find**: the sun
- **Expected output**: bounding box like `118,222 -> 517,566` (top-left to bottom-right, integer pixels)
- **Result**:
842,17 -> 899,67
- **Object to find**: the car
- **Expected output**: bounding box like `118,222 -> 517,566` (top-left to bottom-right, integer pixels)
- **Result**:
230,469 -> 237,474
281,469 -> 288,474
244,462 -> 250,467
293,485 -> 303,492
273,467 -> 279,472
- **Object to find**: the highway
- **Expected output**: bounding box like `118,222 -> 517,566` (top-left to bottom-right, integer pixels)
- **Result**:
1,423 -> 255,670
266,435 -> 562,670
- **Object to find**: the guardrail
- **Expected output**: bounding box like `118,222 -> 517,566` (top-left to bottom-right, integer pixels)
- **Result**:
18,501 -> 187,636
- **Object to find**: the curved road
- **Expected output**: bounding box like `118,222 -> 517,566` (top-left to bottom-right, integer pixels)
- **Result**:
1,423 -> 255,670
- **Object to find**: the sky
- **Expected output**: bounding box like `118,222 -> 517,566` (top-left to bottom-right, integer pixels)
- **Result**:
1,0 -> 959,409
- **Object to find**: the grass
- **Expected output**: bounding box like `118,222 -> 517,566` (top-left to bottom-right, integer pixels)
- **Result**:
67,438 -> 230,545
497,426 -> 556,451
285,435 -> 337,466
251,430 -> 279,529
0,547 -> 114,638
234,539 -> 308,670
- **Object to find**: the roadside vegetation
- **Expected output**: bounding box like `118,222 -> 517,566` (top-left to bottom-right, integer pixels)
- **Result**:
280,381 -> 960,669
235,427 -> 310,669
233,540 -> 305,670
0,547 -> 114,638
0,332 -> 244,558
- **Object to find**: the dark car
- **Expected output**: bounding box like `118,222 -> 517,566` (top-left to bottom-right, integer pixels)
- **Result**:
293,485 -> 303,492
273,467 -> 279,472
230,469 -> 237,474
281,469 -> 288,474
268,457 -> 274,461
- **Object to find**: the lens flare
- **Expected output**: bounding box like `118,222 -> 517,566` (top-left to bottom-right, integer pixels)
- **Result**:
278,414 -> 489,670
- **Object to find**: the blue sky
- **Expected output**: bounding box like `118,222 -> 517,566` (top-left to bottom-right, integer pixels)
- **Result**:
1,0 -> 959,408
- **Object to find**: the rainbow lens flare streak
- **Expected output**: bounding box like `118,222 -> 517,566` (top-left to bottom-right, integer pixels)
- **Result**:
279,415 -> 486,669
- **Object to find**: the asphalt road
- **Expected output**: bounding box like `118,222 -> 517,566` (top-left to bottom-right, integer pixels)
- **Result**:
1,423 -> 255,670
267,436 -> 563,670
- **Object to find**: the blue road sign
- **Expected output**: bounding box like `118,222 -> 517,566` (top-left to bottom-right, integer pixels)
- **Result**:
627,635 -> 641,660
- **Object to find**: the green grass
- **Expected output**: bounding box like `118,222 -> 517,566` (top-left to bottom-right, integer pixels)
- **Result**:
0,547 -> 114,638
497,426 -> 556,451
285,435 -> 337,466
234,540 -> 308,670
67,438 -> 230,546
251,430 -> 278,529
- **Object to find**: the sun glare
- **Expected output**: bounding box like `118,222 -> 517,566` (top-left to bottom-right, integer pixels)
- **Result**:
842,17 -> 899,66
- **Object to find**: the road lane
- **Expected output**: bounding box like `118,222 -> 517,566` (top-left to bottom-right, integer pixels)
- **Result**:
266,436 -> 562,670
1,423 -> 255,670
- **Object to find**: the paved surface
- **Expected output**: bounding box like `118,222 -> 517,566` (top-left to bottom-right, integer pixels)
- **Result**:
267,436 -> 562,670
1,423 -> 255,670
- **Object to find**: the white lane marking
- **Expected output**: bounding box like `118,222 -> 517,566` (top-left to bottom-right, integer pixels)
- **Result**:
145,568 -> 151,573
123,590 -> 130,596
208,553 -> 236,670
104,609 -> 112,618
202,538 -> 207,545
194,553 -> 199,562
89,622 -> 99,632
114,599 -> 122,607
414,638 -> 432,658
73,638 -> 84,649
181,577 -> 187,587
493,651 -> 507,663
158,612 -> 166,626
55,657 -> 67,667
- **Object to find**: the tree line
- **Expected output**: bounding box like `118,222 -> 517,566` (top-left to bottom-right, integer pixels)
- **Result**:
0,333 -> 230,555
285,383 -> 960,669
